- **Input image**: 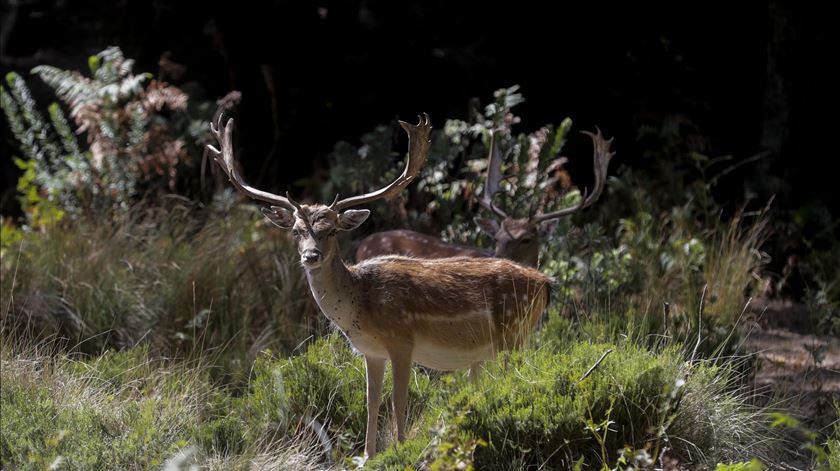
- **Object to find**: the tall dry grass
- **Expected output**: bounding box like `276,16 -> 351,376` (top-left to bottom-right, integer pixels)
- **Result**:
1,199 -> 324,381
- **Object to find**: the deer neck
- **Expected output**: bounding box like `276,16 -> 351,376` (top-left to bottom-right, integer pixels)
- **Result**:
522,247 -> 540,268
499,244 -> 540,268
303,242 -> 358,333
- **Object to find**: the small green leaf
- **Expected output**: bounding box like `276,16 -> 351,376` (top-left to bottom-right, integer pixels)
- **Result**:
88,54 -> 99,74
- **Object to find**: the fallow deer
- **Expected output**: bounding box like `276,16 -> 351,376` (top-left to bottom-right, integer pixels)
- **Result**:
208,114 -> 551,458
355,128 -> 615,267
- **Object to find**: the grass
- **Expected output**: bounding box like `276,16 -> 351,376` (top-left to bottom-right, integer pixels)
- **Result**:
702,206 -> 771,326
2,337 -> 203,468
0,332 -> 332,470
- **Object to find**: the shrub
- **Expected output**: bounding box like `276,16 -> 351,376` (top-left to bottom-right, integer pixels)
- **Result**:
371,343 -> 777,470
446,343 -> 682,469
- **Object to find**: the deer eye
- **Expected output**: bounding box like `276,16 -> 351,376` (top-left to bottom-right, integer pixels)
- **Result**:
291,229 -> 301,239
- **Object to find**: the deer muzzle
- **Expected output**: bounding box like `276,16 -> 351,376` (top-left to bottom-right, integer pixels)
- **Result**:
301,249 -> 322,266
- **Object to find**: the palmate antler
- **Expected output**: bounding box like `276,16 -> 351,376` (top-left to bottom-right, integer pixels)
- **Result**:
530,127 -> 615,224
478,129 -> 510,218
330,113 -> 432,211
207,113 -> 432,211
208,115 -> 293,208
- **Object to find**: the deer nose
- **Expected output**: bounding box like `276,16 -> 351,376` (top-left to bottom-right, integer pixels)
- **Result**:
302,249 -> 322,264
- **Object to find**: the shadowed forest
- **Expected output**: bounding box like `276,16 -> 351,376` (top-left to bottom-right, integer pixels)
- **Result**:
1,1 -> 838,469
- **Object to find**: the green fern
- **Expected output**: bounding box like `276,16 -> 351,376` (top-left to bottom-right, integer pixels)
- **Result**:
48,102 -> 82,156
2,47 -> 210,223
32,47 -> 149,108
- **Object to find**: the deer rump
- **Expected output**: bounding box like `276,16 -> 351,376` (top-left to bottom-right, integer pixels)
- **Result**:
344,255 -> 552,371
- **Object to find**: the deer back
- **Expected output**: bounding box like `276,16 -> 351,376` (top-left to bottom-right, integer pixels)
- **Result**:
355,229 -> 491,262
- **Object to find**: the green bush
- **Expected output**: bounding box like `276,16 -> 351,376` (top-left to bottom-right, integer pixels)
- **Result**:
372,343 -> 776,470
447,343 -> 681,469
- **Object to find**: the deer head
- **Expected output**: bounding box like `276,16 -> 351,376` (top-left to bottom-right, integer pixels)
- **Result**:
208,113 -> 432,268
475,127 -> 615,266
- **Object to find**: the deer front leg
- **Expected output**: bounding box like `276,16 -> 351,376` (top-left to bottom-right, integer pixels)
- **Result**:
364,355 -> 386,458
469,361 -> 484,384
389,350 -> 413,442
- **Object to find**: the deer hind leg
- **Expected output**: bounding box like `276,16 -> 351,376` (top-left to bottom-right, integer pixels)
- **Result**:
389,349 -> 413,443
364,355 -> 386,458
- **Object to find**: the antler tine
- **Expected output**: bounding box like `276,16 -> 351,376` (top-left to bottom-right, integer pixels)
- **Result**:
327,193 -> 340,209
479,129 -> 509,219
286,191 -> 315,234
532,127 -> 615,223
332,113 -> 432,211
285,190 -> 303,212
208,114 -> 292,208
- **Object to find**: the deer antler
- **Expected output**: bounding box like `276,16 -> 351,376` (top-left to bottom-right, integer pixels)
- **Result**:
208,114 -> 293,208
331,113 -> 432,211
209,113 -> 431,212
531,127 -> 614,224
478,129 -> 509,218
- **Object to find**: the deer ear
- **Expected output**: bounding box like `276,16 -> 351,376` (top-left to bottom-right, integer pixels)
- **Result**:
538,218 -> 560,237
261,206 -> 295,229
337,209 -> 370,231
474,217 -> 500,236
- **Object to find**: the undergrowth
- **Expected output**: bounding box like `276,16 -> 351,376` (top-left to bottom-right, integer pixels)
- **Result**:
1,331 -> 786,470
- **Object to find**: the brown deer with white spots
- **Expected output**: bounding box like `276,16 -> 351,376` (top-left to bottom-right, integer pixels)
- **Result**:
355,128 -> 615,267
208,114 -> 551,459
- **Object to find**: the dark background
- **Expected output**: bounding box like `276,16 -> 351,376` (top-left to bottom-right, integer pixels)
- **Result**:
1,0 -> 835,218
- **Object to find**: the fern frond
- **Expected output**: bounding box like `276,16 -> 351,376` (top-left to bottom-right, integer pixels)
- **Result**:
118,58 -> 136,78
143,80 -> 188,111
5,72 -> 60,165
96,74 -> 147,103
549,117 -> 572,159
32,65 -> 96,108
116,73 -> 148,100
97,47 -> 126,67
48,102 -> 82,157
1,83 -> 39,162
93,46 -> 128,83
127,103 -> 147,149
